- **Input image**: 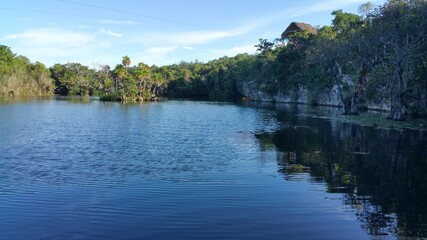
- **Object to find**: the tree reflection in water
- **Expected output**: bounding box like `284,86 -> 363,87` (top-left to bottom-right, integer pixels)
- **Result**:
250,102 -> 427,238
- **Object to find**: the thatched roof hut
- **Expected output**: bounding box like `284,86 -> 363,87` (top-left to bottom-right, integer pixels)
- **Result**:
281,22 -> 318,39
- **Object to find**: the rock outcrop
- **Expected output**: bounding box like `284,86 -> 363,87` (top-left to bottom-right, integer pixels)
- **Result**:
241,82 -> 390,112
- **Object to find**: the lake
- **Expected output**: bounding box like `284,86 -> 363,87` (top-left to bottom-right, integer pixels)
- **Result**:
1,97 -> 426,239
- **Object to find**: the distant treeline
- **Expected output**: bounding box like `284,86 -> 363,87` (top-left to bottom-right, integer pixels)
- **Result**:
0,0 -> 426,120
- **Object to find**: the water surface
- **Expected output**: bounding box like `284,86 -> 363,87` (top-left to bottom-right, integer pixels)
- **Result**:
0,98 -> 426,239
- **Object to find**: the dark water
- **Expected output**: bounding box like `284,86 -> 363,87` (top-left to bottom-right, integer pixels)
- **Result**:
0,98 -> 426,239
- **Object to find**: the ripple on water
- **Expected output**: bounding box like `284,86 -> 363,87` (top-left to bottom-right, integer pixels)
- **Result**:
1,100 -> 425,239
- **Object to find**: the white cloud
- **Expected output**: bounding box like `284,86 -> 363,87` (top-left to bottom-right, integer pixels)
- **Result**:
132,23 -> 257,47
135,46 -> 178,65
241,0 -> 383,33
208,44 -> 256,58
171,30 -> 233,45
21,17 -> 35,22
2,28 -> 111,66
98,28 -> 122,38
146,46 -> 177,55
287,0 -> 371,17
127,22 -> 261,65
1,0 -> 384,67
131,0 -> 371,51
100,19 -> 139,25
132,30 -> 229,46
4,28 -> 94,47
132,0 -> 363,50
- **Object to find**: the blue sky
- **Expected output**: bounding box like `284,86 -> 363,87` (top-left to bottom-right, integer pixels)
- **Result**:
0,0 -> 386,67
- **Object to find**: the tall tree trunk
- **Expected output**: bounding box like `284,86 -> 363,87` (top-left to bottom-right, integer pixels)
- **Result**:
388,95 -> 406,121
139,79 -> 143,97
114,78 -> 118,93
388,61 -> 407,121
350,93 -> 359,115
153,84 -> 157,96
333,60 -> 351,114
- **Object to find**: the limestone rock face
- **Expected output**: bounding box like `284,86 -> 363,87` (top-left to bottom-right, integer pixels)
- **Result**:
241,82 -> 390,111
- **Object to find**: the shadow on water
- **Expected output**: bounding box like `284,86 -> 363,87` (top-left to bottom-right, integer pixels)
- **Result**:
54,95 -> 96,103
244,101 -> 427,238
0,95 -> 98,105
0,96 -> 55,105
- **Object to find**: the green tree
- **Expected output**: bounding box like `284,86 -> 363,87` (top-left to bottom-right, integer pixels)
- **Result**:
50,63 -> 94,95
122,55 -> 131,74
151,73 -> 165,96
0,45 -> 54,97
358,2 -> 374,20
255,39 -> 274,53
135,62 -> 150,97
113,64 -> 126,93
331,10 -> 362,35
370,0 -> 427,120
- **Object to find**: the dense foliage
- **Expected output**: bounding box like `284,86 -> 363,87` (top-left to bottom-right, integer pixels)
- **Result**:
161,0 -> 427,120
49,57 -> 166,102
309,0 -> 427,120
0,45 -> 53,97
0,0 -> 425,120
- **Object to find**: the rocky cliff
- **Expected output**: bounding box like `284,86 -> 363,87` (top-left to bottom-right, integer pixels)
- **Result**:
241,82 -> 390,112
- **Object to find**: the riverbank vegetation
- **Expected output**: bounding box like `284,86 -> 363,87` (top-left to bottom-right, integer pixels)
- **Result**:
50,56 -> 165,102
0,0 -> 425,120
0,45 -> 54,97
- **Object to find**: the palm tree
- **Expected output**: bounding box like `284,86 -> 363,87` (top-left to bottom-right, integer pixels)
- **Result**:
136,63 -> 150,97
151,73 -> 166,96
114,64 -> 126,93
122,56 -> 131,75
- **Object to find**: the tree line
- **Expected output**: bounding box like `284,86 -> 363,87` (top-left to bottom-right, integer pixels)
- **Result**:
161,0 -> 427,121
49,57 -> 166,102
0,45 -> 53,97
0,0 -> 426,120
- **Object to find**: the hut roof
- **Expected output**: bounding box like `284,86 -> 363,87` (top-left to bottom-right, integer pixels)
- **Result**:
281,22 -> 318,39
